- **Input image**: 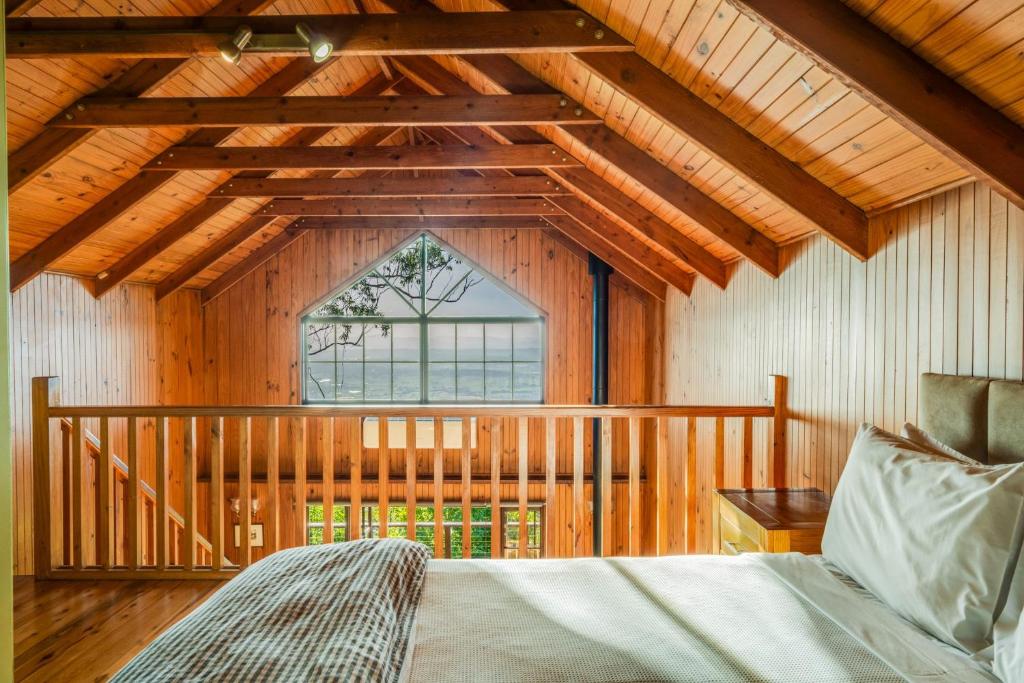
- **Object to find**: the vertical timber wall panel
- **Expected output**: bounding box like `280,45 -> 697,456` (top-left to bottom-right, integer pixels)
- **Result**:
11,275 -> 201,575
665,182 -> 1024,552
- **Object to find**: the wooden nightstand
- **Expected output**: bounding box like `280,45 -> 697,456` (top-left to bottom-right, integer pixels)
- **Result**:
713,488 -> 830,555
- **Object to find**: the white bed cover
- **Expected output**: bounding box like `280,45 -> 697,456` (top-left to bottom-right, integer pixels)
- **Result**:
404,553 -> 999,682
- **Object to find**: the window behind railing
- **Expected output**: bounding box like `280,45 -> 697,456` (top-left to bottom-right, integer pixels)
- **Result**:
306,502 -> 544,558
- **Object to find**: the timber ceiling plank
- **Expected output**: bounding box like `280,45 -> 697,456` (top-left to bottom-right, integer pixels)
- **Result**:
12,61 -> 383,295
491,0 -> 868,260
144,144 -> 581,171
201,229 -> 308,305
728,0 -> 1024,212
389,53 -> 728,288
7,11 -> 632,58
7,0 -> 277,193
258,197 -> 564,216
212,176 -> 567,197
50,95 -> 599,128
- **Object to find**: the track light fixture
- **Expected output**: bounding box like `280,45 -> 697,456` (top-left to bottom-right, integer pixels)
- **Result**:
295,22 -> 333,63
218,25 -> 253,65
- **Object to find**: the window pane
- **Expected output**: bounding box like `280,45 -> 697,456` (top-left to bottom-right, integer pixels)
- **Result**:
337,362 -> 363,401
428,324 -> 455,362
306,363 -> 336,401
457,363 -> 485,401
485,363 -> 513,401
306,323 -> 335,362
485,324 -> 512,361
513,322 -> 542,361
335,323 -> 364,362
424,242 -> 474,307
392,324 -> 420,362
393,364 -> 421,401
513,363 -> 542,401
364,324 -> 391,362
376,241 -> 423,311
364,363 -> 391,401
457,324 -> 484,362
429,363 -> 456,401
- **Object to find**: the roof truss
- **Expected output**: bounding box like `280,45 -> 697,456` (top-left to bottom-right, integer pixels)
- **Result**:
7,11 -> 631,58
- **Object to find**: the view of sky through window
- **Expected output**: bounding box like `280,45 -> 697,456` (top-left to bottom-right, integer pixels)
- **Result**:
302,233 -> 544,403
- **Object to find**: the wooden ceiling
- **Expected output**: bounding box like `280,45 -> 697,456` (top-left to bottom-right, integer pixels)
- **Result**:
5,0 -> 1024,303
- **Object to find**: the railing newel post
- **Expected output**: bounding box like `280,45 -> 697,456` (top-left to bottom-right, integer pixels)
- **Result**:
31,376 -> 60,578
771,375 -> 788,488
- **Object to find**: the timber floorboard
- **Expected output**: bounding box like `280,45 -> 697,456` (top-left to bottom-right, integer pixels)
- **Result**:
13,576 -> 224,682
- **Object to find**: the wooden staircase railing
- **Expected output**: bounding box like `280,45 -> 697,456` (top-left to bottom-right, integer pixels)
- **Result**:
57,418 -> 222,570
31,375 -> 787,580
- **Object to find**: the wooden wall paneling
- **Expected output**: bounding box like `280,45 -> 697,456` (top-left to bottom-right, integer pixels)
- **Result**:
665,181 -> 1024,552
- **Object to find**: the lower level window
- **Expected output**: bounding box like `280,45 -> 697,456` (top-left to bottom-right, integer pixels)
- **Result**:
306,503 -> 543,558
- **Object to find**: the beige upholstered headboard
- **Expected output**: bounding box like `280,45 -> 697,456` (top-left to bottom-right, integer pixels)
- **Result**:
919,373 -> 1024,464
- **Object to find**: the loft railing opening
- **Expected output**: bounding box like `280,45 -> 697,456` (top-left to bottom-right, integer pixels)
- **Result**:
30,375 -> 787,579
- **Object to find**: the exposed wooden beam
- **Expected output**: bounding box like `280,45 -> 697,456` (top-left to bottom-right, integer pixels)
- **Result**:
6,0 -> 45,17
568,124 -> 779,276
545,200 -> 695,296
260,197 -> 563,216
728,0 -> 1024,212
8,11 -> 631,58
397,55 -> 778,274
144,144 -> 579,171
390,54 -> 728,288
95,125 -> 402,298
492,0 -> 868,260
50,95 -> 598,129
212,175 -> 567,198
17,61 -> 384,296
155,216 -> 277,301
285,216 -> 553,230
542,215 -> 670,299
201,229 -> 309,305
7,0 -> 276,193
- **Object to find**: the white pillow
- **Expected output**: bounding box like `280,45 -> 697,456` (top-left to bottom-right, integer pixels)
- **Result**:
900,422 -> 982,465
823,424 -> 1024,654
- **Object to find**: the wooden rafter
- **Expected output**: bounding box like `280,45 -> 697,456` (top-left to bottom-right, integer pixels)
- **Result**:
7,11 -> 631,58
287,216 -> 553,230
144,144 -> 580,171
728,0 -> 1024,211
259,197 -> 564,216
7,0 -> 276,193
201,230 -> 308,305
494,0 -> 869,260
50,95 -> 599,128
155,216 -> 278,301
211,176 -> 567,198
17,62 -> 386,295
389,53 -> 728,288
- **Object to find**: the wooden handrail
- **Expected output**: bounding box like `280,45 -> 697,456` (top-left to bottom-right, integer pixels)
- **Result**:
49,405 -> 774,418
59,418 -> 218,558
35,374 -> 789,579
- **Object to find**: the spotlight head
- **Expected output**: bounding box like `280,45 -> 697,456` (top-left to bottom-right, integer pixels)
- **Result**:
219,25 -> 253,65
295,22 -> 333,63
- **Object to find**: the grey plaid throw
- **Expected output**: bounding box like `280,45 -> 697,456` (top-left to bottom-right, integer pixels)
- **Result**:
113,538 -> 431,682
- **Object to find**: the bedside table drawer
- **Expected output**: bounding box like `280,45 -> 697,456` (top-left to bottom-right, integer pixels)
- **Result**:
719,518 -> 763,554
718,497 -> 766,549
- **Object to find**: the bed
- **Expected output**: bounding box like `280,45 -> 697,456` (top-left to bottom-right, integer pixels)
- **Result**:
112,374 -> 1024,683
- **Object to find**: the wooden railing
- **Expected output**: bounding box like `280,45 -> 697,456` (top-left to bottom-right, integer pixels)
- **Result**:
57,418 -> 218,570
32,375 -> 787,579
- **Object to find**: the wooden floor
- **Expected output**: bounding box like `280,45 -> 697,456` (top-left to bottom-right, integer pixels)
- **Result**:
13,576 -> 224,682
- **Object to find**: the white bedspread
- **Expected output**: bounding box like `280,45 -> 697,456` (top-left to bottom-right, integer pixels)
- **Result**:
406,553 -> 997,682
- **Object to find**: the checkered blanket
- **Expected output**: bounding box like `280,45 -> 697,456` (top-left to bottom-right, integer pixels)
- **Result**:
113,538 -> 431,683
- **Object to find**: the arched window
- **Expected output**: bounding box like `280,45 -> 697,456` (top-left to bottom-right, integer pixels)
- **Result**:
302,233 -> 545,404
